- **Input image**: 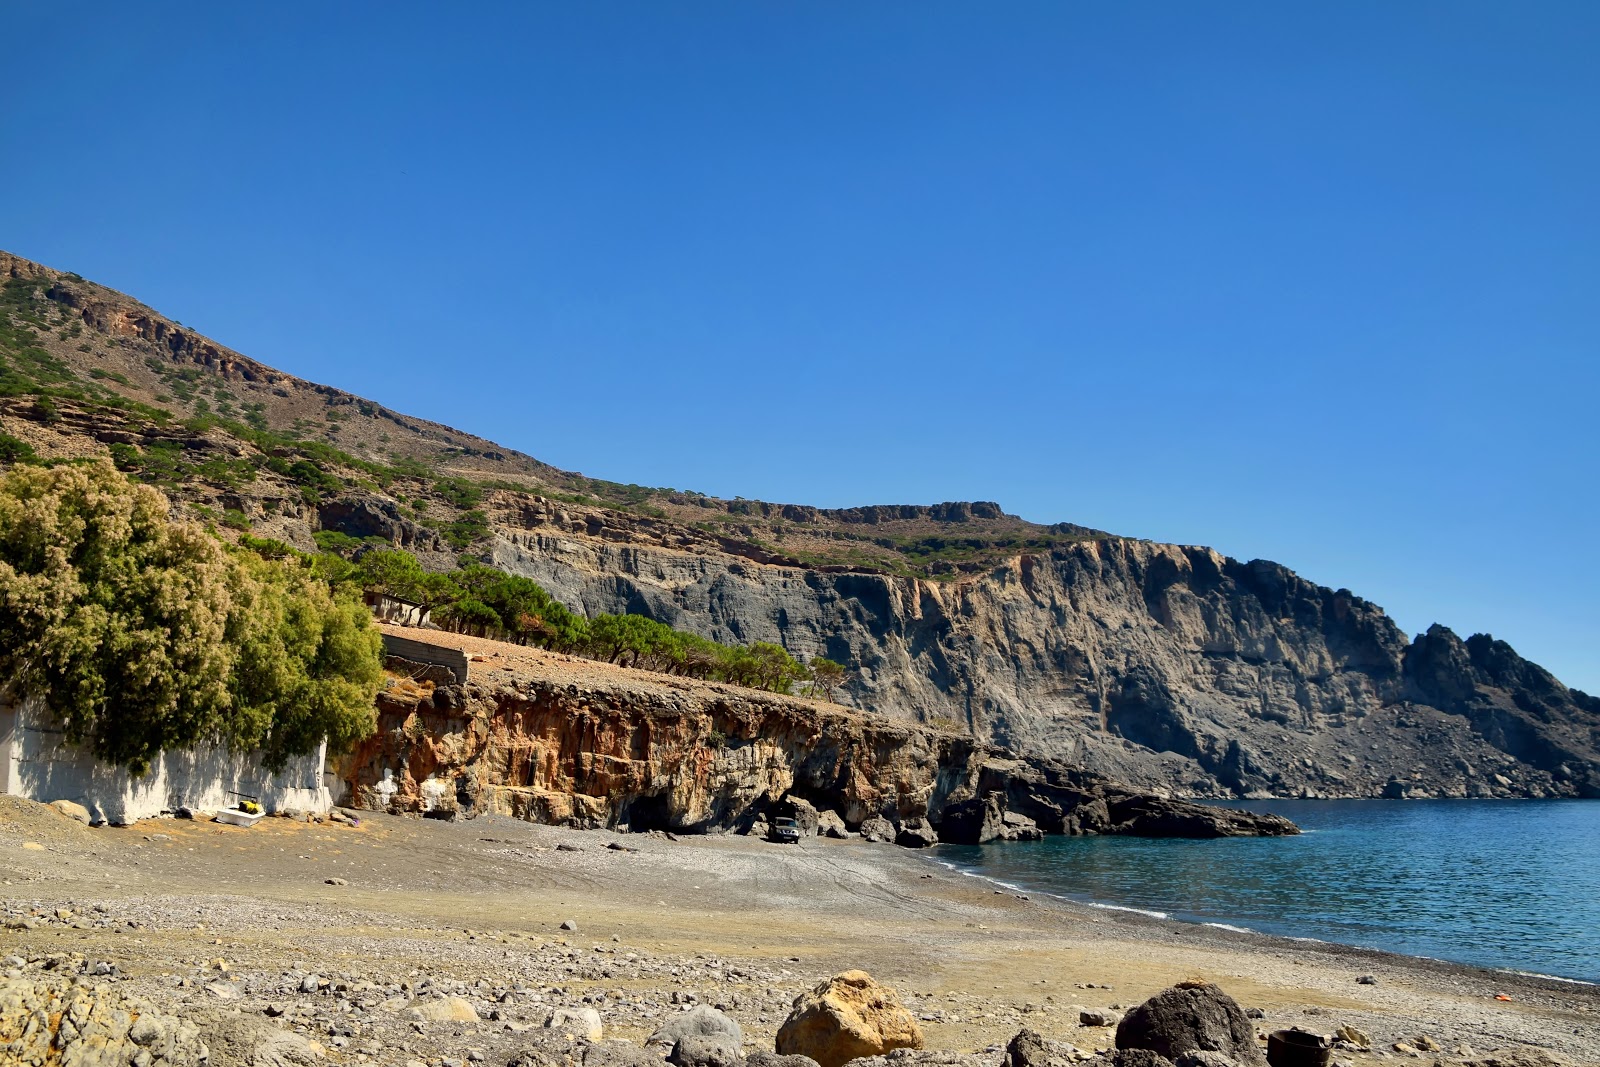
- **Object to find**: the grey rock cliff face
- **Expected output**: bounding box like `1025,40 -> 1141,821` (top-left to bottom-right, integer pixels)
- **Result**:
485,509 -> 1600,800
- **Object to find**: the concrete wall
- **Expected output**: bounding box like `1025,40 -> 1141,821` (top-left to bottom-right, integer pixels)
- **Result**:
0,697 -> 331,825
380,633 -> 469,684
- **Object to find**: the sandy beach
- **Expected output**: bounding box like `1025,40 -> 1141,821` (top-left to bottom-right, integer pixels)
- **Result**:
1,796 -> 1595,1067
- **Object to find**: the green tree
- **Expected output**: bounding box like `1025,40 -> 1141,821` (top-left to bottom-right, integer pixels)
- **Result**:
225,552 -> 382,769
807,657 -> 846,702
436,597 -> 500,636
0,461 -> 382,775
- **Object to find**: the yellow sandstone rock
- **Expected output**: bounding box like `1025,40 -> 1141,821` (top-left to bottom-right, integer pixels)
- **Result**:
775,970 -> 924,1067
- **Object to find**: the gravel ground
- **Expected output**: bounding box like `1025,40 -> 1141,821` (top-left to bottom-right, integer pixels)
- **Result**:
1,797 -> 1595,1067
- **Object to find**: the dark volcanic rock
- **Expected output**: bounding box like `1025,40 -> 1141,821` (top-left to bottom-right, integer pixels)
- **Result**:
1115,983 -> 1265,1067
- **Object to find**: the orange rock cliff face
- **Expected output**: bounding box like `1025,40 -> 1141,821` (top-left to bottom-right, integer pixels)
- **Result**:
336,630 -> 1299,842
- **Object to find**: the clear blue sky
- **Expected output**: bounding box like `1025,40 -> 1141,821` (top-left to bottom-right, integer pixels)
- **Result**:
4,4 -> 1597,690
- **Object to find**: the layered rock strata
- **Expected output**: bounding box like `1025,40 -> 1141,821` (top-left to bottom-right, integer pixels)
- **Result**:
338,628 -> 1296,842
486,524 -> 1600,799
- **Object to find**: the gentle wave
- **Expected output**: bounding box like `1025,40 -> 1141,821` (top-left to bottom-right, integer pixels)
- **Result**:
934,799 -> 1600,983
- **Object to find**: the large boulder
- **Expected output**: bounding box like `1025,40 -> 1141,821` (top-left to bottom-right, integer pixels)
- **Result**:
780,796 -> 821,837
937,795 -> 1006,844
1114,982 -> 1265,1066
775,970 -> 925,1067
859,816 -> 897,843
648,1005 -> 743,1050
1003,1028 -> 1087,1067
671,1035 -> 742,1067
48,799 -> 92,825
894,818 -> 939,849
548,1007 -> 605,1042
412,995 -> 479,1022
1111,1052 -> 1177,1067
0,975 -> 210,1066
817,811 -> 849,839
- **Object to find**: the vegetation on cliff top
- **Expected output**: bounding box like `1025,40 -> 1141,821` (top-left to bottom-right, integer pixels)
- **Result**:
0,461 -> 383,774
347,546 -> 844,697
0,255 -> 1115,582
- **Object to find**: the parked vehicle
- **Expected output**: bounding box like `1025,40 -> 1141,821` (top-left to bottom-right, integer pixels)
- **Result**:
769,816 -> 802,843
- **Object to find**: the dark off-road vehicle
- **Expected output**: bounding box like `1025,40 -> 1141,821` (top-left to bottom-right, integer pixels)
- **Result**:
769,816 -> 802,843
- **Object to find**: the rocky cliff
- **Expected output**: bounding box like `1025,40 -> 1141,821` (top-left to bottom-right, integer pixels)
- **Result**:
3,249 -> 1597,801
342,627 -> 1297,841
485,513 -> 1600,800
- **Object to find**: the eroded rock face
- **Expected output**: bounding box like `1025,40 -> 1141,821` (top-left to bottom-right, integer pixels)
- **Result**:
775,970 -> 925,1067
0,974 -> 210,1067
487,529 -> 1600,800
340,637 -> 1298,841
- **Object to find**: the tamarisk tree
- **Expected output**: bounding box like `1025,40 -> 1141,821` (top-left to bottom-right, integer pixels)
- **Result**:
0,461 -> 382,774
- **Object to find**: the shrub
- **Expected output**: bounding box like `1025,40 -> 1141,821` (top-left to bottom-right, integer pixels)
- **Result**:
0,462 -> 382,774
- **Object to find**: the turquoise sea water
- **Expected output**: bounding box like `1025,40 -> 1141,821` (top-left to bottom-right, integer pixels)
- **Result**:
936,800 -> 1600,982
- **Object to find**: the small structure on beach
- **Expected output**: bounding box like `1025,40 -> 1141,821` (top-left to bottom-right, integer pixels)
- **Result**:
365,591 -> 432,627
0,696 -> 333,825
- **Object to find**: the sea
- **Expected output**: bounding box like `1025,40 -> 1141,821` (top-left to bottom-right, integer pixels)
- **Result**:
935,799 -> 1600,984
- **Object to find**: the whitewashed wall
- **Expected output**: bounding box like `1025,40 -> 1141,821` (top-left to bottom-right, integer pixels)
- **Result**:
0,697 -> 331,825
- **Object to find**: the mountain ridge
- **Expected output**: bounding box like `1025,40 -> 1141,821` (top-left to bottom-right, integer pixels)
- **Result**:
2,249 -> 1596,799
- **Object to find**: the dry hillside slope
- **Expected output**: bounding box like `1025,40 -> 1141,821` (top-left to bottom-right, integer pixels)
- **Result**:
2,249 -> 1596,799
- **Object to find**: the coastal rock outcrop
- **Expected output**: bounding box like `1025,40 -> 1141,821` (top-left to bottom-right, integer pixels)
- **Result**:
0,974 -> 211,1067
340,628 -> 1299,841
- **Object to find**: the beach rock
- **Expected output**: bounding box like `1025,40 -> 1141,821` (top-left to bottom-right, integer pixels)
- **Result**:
1114,982 -> 1264,1066
548,1007 -> 605,1041
858,816 -> 897,843
412,995 -> 480,1022
1110,1052 -> 1176,1067
894,819 -> 939,849
1004,1028 -> 1087,1067
670,1035 -> 741,1067
846,1051 -> 992,1067
1463,1051 -> 1574,1067
817,811 -> 848,838
49,799 -> 91,824
776,970 -> 925,1067
184,1005 -> 326,1067
748,818 -> 770,838
648,1004 -> 743,1049
1081,1008 -> 1123,1027
747,1053 -> 823,1067
781,795 -> 821,837
1175,1053 -> 1239,1067
0,974 -> 209,1066
561,919 -> 580,932
586,1041 -> 666,1067
1331,1030 -> 1369,1055
937,794 -> 1008,844
509,1031 -> 586,1067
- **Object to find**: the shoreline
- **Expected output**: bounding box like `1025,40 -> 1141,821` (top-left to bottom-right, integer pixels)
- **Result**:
3,798 -> 1596,1065
925,847 -> 1600,990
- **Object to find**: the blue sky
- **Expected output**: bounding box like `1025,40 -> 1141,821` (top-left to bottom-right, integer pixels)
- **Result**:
3,3 -> 1597,690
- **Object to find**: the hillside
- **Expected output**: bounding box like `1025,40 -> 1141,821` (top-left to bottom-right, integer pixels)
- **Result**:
3,249 -> 1597,800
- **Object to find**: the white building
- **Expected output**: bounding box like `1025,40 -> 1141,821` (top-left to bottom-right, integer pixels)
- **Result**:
0,696 -> 332,825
